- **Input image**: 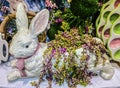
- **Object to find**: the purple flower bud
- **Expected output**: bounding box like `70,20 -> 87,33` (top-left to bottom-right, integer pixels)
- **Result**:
52,49 -> 56,54
55,19 -> 59,23
86,55 -> 90,61
62,48 -> 66,53
0,17 -> 4,22
59,48 -> 66,54
0,12 -> 4,22
85,26 -> 89,34
58,18 -> 63,22
99,1 -> 103,6
55,18 -> 63,23
8,28 -> 13,34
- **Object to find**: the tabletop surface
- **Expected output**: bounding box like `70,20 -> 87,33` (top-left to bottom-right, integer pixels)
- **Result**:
0,62 -> 120,88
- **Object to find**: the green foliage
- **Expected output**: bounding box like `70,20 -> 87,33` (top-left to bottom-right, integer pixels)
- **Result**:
70,0 -> 99,20
47,9 -> 86,40
47,0 -> 102,40
47,23 -> 63,40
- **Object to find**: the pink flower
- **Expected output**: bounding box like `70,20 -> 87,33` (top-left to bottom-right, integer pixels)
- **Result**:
58,48 -> 66,54
45,0 -> 57,9
1,6 -> 9,14
55,18 -> 63,23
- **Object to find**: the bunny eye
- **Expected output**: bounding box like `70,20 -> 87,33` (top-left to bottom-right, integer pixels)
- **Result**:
23,42 -> 31,48
25,45 -> 29,48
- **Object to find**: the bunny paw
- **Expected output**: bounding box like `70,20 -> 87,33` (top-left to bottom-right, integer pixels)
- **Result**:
7,70 -> 21,81
10,59 -> 17,67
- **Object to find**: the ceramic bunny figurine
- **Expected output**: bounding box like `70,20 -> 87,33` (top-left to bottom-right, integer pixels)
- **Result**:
8,3 -> 49,81
8,3 -> 115,81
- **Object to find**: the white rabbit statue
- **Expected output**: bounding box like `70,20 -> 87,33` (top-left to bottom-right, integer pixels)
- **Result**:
8,3 -> 115,82
8,3 -> 49,81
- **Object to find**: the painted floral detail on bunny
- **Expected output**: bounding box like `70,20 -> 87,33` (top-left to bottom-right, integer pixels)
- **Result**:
8,3 -> 115,84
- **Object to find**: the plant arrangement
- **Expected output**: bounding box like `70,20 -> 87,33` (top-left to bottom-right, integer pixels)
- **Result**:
0,0 -> 118,88
36,29 -> 109,87
47,0 -> 110,40
47,8 -> 95,40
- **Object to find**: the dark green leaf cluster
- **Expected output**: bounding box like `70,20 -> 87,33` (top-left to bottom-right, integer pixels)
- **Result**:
70,0 -> 99,19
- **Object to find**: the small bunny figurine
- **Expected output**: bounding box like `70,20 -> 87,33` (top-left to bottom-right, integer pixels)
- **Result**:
8,3 -> 115,82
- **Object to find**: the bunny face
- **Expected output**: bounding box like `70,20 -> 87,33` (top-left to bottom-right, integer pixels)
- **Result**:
9,3 -> 49,58
10,29 -> 38,58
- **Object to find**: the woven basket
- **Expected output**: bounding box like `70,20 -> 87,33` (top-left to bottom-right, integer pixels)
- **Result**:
0,11 -> 46,43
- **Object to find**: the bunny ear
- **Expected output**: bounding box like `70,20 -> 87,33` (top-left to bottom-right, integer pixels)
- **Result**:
29,9 -> 49,36
16,3 -> 28,30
